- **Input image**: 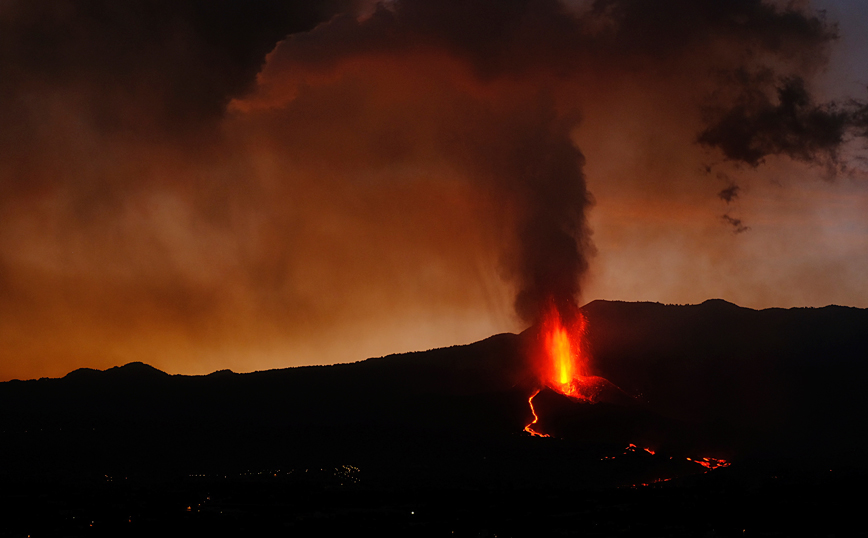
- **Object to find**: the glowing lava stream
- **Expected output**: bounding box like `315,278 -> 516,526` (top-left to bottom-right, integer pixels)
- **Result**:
523,389 -> 550,437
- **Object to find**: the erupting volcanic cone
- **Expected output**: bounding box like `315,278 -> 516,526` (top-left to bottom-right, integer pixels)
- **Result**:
526,301 -> 634,402
522,300 -> 641,439
562,375 -> 637,406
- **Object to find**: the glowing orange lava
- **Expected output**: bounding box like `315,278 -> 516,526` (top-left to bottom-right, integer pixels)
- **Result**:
687,457 -> 731,470
524,303 -> 592,436
548,323 -> 574,389
523,389 -> 550,437
540,303 -> 590,399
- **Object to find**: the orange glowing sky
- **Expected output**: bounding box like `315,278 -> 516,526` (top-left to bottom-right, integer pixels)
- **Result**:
1,0 -> 867,380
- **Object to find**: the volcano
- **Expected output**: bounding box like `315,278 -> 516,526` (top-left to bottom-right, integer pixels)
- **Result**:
1,299 -> 867,535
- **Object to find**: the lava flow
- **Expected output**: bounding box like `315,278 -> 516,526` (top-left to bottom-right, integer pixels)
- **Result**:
687,457 -> 731,470
523,389 -> 550,437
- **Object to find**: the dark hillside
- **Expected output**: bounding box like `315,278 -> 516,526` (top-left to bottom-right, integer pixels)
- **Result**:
2,300 -> 867,536
584,300 -> 868,460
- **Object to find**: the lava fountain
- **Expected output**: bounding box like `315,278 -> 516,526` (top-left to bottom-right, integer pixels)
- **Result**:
524,301 -> 596,436
522,302 -> 732,481
541,304 -> 590,399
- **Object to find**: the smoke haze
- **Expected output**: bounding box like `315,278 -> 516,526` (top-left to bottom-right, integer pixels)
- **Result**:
1,0 -> 867,379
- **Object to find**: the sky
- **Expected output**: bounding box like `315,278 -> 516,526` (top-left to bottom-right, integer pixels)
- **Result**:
1,0 -> 867,380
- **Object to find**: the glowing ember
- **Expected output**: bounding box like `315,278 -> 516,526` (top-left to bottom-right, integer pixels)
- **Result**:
602,444 -> 656,460
687,457 -> 731,470
623,444 -> 656,456
632,477 -> 673,487
610,446 -> 731,487
523,389 -> 550,437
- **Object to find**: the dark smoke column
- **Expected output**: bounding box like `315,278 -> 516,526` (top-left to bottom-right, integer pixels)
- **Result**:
496,106 -> 593,324
438,94 -> 594,326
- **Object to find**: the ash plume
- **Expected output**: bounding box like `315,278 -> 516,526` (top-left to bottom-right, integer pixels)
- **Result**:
242,0 -> 605,324
245,0 -> 854,322
509,113 -> 593,323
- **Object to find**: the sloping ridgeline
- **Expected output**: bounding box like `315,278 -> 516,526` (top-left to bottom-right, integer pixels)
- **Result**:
1,299 -> 867,483
584,299 -> 868,462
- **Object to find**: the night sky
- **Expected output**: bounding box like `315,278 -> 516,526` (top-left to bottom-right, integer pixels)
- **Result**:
2,0 -> 867,380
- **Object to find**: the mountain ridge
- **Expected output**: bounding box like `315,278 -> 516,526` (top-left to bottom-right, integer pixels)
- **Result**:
6,300 -> 865,383
1,299 -> 865,483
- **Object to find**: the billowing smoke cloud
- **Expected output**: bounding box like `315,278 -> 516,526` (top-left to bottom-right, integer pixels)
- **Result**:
1,0 -> 865,379
241,0 -> 853,321
698,74 -> 855,168
0,0 -> 353,129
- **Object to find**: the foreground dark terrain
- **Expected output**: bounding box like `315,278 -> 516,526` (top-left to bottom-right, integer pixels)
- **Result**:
2,299 -> 867,537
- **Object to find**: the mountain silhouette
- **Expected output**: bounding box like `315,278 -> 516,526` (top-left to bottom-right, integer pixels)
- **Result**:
582,299 -> 868,461
1,299 -> 866,483
3,300 -> 867,536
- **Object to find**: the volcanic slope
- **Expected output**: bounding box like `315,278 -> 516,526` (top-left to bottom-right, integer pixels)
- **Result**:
583,299 -> 868,463
1,299 -> 867,487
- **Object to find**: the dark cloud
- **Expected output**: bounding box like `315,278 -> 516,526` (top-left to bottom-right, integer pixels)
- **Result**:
587,0 -> 836,62
850,98 -> 868,139
258,0 -> 837,85
0,0 -> 358,206
698,75 -> 855,167
722,214 -> 750,234
0,0 -> 356,155
718,183 -> 741,203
